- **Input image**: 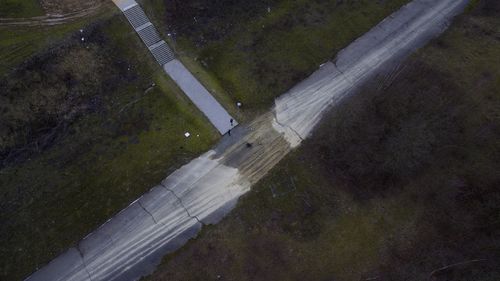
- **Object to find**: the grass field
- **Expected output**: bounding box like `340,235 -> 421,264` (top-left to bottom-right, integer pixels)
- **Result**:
144,1 -> 500,280
0,4 -> 115,76
0,0 -> 44,18
2,0 -> 498,280
142,0 -> 411,117
0,10 -> 219,281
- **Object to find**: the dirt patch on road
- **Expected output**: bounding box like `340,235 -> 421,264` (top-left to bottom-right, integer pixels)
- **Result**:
143,2 -> 500,280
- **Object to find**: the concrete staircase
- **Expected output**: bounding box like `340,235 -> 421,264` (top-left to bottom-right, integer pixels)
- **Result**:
122,4 -> 175,66
112,0 -> 237,135
123,4 -> 148,28
150,41 -> 175,65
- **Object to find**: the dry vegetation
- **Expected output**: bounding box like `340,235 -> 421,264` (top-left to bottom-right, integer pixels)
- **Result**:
0,13 -> 217,281
144,1 -> 500,280
143,0 -> 410,116
0,41 -> 121,165
40,0 -> 106,14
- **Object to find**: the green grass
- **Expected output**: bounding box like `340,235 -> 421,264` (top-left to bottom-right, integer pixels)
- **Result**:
0,5 -> 115,76
0,11 -> 219,281
144,2 -> 500,280
142,0 -> 410,117
137,0 -> 243,119
142,149 -> 420,281
136,0 -> 410,120
138,0 -> 167,28
177,53 -> 246,121
0,0 -> 44,18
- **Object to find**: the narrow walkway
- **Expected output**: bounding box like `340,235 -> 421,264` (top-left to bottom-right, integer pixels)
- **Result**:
113,0 -> 237,135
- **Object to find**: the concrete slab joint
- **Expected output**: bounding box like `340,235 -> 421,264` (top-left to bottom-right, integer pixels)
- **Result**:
25,0 -> 470,280
160,184 -> 205,226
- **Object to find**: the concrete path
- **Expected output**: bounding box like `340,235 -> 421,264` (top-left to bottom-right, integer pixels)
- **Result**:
274,0 -> 470,144
113,0 -> 237,135
164,60 -> 236,135
25,1 -> 469,280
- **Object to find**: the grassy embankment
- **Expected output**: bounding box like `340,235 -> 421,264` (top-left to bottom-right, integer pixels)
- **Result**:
141,0 -> 411,120
0,7 -> 218,281
145,1 -> 500,280
0,2 -> 116,76
0,0 -> 44,18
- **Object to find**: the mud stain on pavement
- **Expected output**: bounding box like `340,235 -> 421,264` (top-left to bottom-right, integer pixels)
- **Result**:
25,0 -> 470,280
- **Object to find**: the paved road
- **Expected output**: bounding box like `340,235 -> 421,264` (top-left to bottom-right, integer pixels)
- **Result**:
25,0 -> 469,280
275,0 -> 469,144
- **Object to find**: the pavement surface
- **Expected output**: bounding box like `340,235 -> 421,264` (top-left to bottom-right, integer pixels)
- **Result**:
25,0 -> 469,280
275,0 -> 469,144
112,0 -> 237,135
111,0 -> 136,10
164,60 -> 238,134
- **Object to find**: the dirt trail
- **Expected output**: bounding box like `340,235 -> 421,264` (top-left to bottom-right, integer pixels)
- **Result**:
0,1 -> 108,26
25,1 -> 470,281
